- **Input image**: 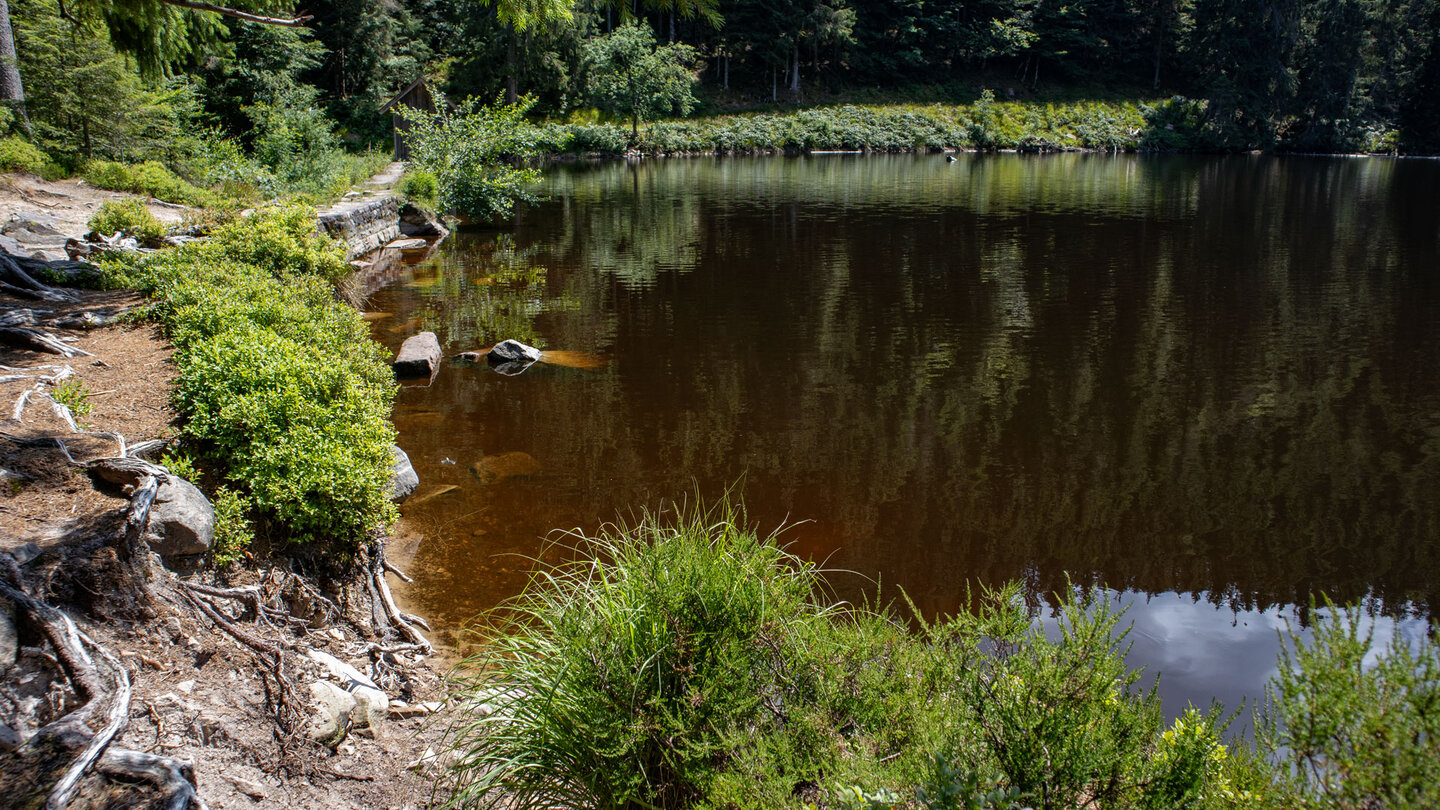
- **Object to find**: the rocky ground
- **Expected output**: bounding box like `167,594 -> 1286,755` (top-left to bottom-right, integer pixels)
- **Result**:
0,174 -> 457,809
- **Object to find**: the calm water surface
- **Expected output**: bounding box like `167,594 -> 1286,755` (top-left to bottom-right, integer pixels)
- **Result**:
366,153 -> 1440,718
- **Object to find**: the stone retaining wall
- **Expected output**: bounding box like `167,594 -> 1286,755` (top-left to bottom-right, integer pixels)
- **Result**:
317,195 -> 401,260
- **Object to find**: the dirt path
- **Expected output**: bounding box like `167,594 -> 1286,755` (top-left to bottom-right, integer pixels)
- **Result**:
0,171 -> 455,809
0,173 -> 189,260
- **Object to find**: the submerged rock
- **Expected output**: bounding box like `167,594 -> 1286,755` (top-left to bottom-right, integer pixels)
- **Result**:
387,445 -> 419,503
147,477 -> 215,557
471,451 -> 541,484
393,331 -> 442,379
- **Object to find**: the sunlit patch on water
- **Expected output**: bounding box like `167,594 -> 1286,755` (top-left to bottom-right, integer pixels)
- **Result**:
536,350 -> 609,369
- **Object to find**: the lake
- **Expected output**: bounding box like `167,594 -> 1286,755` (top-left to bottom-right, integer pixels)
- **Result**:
367,153 -> 1440,719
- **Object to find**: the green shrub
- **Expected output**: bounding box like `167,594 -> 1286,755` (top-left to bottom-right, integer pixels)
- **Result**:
398,168 -> 440,211
84,159 -> 224,208
50,379 -> 93,418
440,514 -> 1251,810
211,485 -> 254,566
1262,602 -> 1440,808
396,95 -> 544,222
0,136 -> 49,174
88,199 -> 166,241
132,207 -> 396,551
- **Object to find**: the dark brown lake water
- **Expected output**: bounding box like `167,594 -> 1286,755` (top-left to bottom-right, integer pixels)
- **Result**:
367,153 -> 1440,718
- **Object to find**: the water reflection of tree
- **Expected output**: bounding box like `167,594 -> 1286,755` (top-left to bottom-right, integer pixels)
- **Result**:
439,155 -> 1440,622
410,234 -> 577,350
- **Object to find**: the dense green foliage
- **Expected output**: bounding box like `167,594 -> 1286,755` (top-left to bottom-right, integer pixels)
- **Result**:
582,22 -> 698,136
443,512 -> 1439,809
395,95 -> 545,220
87,199 -> 166,241
5,0 -> 1439,167
115,208 -> 398,551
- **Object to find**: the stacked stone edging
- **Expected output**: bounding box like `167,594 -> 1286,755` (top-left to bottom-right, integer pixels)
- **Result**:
317,195 -> 401,260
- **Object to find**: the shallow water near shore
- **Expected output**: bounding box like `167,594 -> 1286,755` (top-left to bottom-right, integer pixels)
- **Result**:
369,153 -> 1440,719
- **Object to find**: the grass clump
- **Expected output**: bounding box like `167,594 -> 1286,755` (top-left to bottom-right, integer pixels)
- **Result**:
124,207 -> 396,552
88,199 -> 166,242
446,504 -> 832,808
442,510 -> 1256,809
444,507 -> 1440,809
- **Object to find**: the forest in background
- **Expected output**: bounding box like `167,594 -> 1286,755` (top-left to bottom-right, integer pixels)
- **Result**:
0,0 -> 1439,181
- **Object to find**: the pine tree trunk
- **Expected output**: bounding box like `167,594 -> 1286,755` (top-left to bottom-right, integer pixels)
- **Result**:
0,0 -> 29,133
669,9 -> 675,42
724,53 -> 729,90
790,45 -> 800,93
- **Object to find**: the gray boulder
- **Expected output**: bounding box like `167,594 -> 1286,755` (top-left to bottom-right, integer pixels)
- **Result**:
488,339 -> 542,365
393,332 -> 442,380
398,203 -> 449,238
388,445 -> 419,503
146,477 -> 215,557
4,212 -> 68,248
307,680 -> 356,747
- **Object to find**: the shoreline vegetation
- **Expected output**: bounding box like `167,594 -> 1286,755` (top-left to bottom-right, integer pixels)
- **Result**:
529,96 -> 1418,159
443,506 -> 1440,810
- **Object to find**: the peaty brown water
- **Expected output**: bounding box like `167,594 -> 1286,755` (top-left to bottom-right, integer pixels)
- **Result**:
367,153 -> 1440,717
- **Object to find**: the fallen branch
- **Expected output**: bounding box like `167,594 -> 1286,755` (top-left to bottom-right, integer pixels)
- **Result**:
372,554 -> 430,652
159,0 -> 313,26
0,326 -> 93,357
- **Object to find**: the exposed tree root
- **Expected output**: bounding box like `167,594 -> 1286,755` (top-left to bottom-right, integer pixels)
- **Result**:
0,326 -> 93,357
372,547 -> 431,653
0,554 -> 206,810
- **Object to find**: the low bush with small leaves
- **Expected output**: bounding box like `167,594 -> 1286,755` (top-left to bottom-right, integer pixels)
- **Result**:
398,168 -> 440,211
127,207 -> 397,553
88,199 -> 166,242
84,160 -> 226,208
50,379 -> 93,418
0,136 -> 50,174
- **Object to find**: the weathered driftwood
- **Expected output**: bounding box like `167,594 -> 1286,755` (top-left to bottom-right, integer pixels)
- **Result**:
0,252 -> 77,302
373,549 -> 431,652
0,326 -> 93,357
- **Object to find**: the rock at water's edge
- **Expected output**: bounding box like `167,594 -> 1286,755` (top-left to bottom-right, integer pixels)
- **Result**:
488,339 -> 542,365
146,477 -> 215,557
399,203 -> 450,238
388,445 -> 419,503
393,332 -> 442,379
308,680 -> 356,747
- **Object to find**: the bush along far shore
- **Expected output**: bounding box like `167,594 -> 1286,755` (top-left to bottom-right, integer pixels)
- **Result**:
534,94 -> 1415,158
101,206 -> 398,560
441,505 -> 1440,810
